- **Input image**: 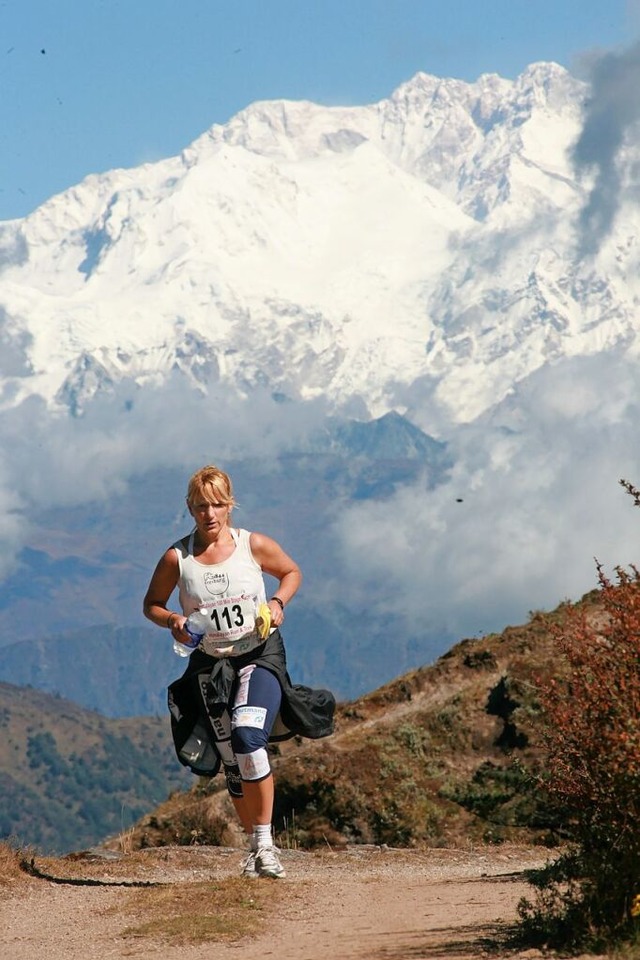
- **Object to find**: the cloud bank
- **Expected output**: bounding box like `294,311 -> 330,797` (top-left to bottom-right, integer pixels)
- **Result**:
0,352 -> 639,666
332,353 -> 640,641
573,40 -> 640,253
0,378 -> 330,579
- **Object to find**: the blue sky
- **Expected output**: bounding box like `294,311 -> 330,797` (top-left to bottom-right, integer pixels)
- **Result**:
0,0 -> 637,221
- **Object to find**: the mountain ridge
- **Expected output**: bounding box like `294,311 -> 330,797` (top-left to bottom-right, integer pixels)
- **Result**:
2,60 -> 628,430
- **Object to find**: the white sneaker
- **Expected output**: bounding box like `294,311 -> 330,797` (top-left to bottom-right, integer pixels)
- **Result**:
241,850 -> 258,878
255,845 -> 286,879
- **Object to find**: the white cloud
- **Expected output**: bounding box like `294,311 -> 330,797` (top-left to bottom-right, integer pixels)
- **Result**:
332,354 -> 640,640
0,353 -> 638,656
0,376 -> 330,577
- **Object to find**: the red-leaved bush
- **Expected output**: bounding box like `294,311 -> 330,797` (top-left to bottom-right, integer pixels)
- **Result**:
542,562 -> 640,834
518,481 -> 640,949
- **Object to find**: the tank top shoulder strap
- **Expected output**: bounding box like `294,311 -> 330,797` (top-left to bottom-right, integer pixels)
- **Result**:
233,528 -> 254,554
234,527 -> 262,571
171,532 -> 194,576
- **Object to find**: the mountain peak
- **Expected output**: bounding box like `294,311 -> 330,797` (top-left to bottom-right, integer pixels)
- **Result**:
0,61 -> 635,428
514,60 -> 584,107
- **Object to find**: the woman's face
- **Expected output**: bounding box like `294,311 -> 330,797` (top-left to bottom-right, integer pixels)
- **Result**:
188,497 -> 232,538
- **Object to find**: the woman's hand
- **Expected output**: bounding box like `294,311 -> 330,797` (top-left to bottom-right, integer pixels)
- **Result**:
268,598 -> 285,628
167,612 -> 188,640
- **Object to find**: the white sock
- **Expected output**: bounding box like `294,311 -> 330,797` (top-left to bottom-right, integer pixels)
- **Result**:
253,823 -> 273,849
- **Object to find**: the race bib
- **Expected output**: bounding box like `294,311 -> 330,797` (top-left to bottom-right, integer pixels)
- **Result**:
199,594 -> 257,644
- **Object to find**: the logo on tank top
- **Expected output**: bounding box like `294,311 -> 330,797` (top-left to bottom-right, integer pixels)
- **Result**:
203,572 -> 229,595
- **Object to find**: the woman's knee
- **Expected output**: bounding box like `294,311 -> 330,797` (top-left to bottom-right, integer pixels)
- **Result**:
231,720 -> 268,753
231,720 -> 271,780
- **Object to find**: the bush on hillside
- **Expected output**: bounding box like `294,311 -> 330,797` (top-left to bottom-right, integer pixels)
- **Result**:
518,480 -> 640,951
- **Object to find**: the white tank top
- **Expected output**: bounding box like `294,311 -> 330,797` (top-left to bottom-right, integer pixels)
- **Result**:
173,528 -> 267,645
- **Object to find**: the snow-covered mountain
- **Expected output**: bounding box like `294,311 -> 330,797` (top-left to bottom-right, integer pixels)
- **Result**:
1,61 -> 637,428
1,60 -> 640,707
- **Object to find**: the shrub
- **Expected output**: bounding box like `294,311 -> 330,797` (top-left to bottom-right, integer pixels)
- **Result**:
519,480 -> 640,949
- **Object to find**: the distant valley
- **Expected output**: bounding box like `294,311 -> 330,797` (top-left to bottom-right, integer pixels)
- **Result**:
0,681 -> 189,854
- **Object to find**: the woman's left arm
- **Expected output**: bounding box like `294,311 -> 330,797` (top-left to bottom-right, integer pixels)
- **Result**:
250,532 -> 302,626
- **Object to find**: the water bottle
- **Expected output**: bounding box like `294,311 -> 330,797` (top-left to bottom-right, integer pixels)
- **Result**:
173,609 -> 209,658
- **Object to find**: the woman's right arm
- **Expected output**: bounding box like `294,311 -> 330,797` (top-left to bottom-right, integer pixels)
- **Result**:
142,548 -> 187,635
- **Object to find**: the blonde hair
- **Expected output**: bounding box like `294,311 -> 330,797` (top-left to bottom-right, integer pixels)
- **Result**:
186,465 -> 236,509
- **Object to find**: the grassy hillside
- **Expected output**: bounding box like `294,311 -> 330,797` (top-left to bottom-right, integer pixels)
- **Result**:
0,682 -> 190,854
121,592 -> 600,853
2,590 -> 600,857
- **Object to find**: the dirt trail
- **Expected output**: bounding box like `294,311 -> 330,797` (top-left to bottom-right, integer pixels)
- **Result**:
2,844 -> 556,960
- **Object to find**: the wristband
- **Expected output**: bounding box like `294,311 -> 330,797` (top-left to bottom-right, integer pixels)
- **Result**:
271,596 -> 284,610
167,613 -> 177,630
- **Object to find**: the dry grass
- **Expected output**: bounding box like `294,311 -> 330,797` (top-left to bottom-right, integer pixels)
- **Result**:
115,822 -> 136,856
114,877 -> 288,945
0,841 -> 32,885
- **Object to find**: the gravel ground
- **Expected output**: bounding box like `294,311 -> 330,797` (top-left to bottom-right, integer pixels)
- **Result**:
2,843 -> 571,960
